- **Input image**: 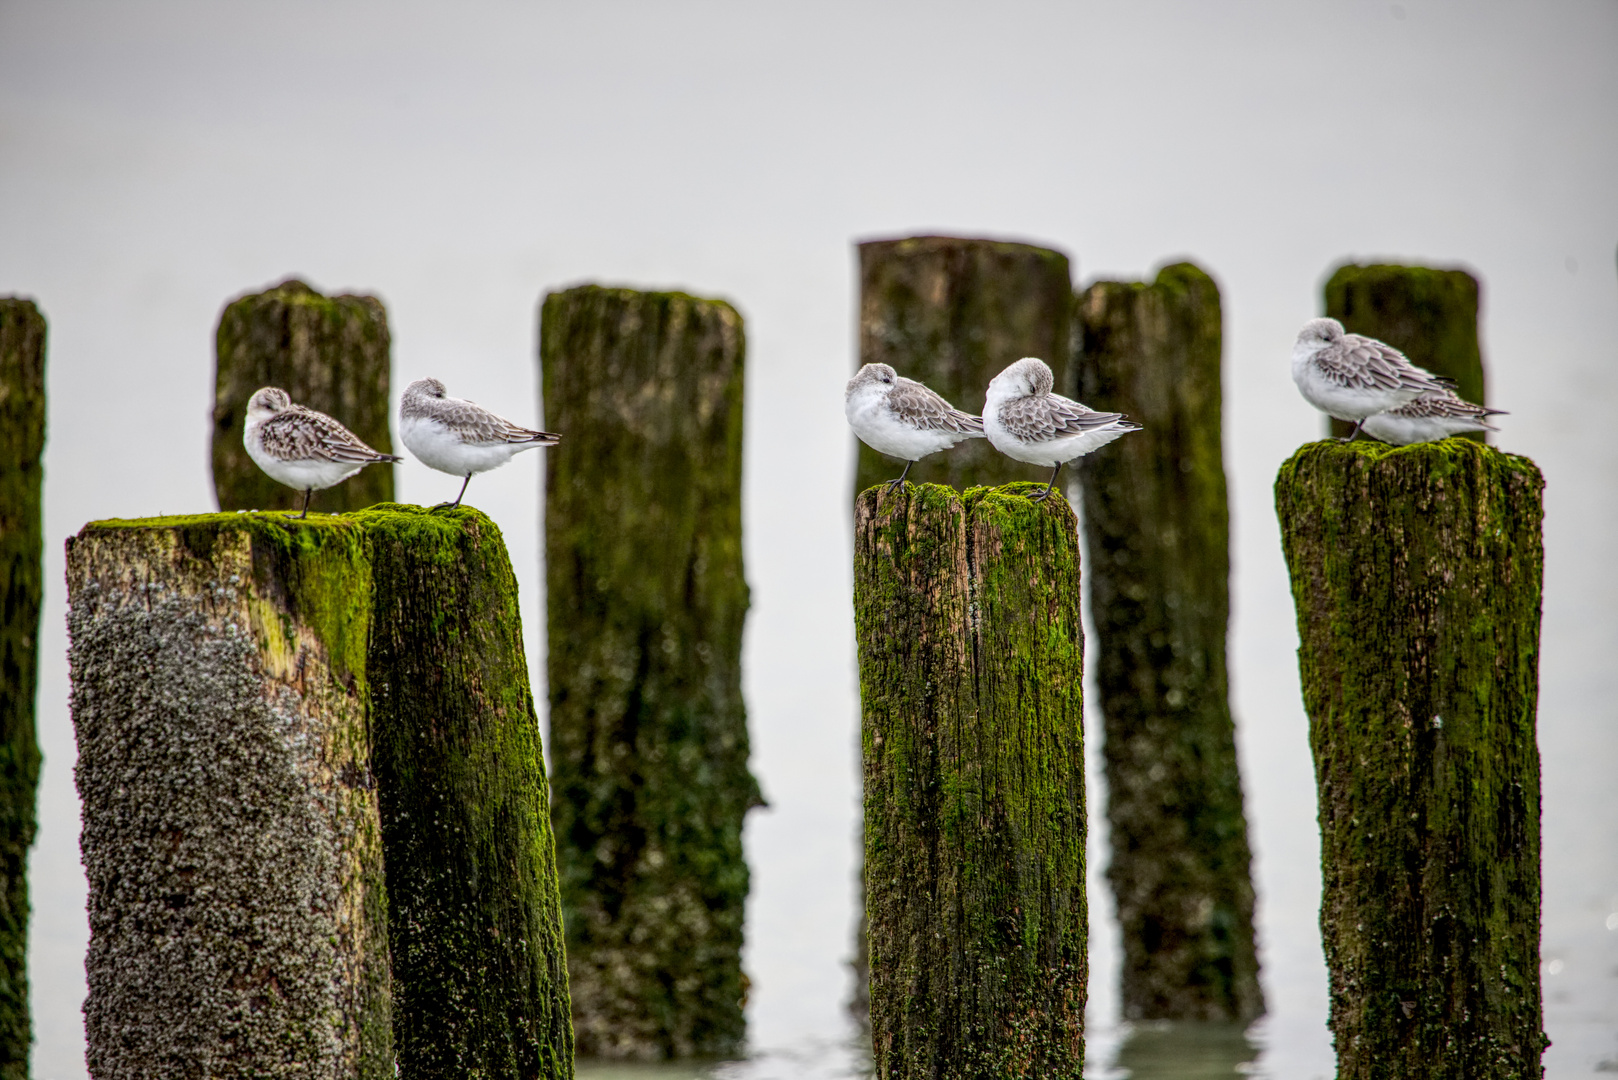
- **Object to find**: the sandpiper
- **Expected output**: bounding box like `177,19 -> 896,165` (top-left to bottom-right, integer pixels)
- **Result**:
242,387 -> 402,519
1362,389 -> 1506,445
845,363 -> 985,492
1291,317 -> 1455,440
400,377 -> 561,509
983,357 -> 1140,502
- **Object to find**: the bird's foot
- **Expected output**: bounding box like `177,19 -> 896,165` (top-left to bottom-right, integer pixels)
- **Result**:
882,479 -> 906,495
429,501 -> 461,512
1027,487 -> 1054,503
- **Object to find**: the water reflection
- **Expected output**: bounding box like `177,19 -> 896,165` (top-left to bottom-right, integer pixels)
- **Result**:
1105,1022 -> 1260,1079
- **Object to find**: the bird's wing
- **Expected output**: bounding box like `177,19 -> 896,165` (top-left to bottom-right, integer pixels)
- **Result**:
260,407 -> 397,463
1388,391 -> 1507,420
887,379 -> 982,434
998,394 -> 1127,441
1320,335 -> 1456,394
438,398 -> 562,445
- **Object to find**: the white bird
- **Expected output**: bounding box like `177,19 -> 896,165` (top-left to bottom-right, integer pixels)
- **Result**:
400,377 -> 561,509
1361,389 -> 1506,445
243,387 -> 402,519
1291,317 -> 1455,440
983,357 -> 1141,502
845,363 -> 985,492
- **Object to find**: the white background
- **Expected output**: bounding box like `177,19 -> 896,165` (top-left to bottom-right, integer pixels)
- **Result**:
2,2 -> 1615,1077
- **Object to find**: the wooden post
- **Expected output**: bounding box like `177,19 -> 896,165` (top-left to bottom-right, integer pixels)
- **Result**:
1322,263 -> 1487,441
0,298 -> 45,1078
852,235 -> 1073,1025
362,507 -> 574,1077
212,279 -> 396,512
1276,440 -> 1546,1078
541,285 -> 760,1058
1074,263 -> 1263,1023
854,484 -> 1087,1079
856,236 -> 1074,492
67,509 -> 575,1080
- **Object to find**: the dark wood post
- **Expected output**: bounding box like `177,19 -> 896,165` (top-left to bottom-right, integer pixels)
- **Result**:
541,285 -> 760,1059
1322,263 -> 1487,441
856,236 -> 1074,491
854,484 -> 1087,1079
1074,263 -> 1263,1023
0,298 -> 45,1079
67,509 -> 575,1080
1276,440 -> 1546,1079
212,279 -> 396,512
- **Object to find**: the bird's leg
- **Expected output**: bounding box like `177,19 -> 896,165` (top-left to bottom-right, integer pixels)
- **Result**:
1029,462 -> 1063,502
1343,420 -> 1366,443
883,460 -> 915,495
432,474 -> 473,511
287,489 -> 312,519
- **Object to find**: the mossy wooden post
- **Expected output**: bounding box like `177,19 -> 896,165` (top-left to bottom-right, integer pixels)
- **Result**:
1322,264 -> 1487,441
856,235 -> 1074,491
67,516 -> 392,1080
1074,264 -> 1263,1023
213,279 -> 396,512
1276,440 -> 1546,1079
852,235 -> 1073,1024
854,483 -> 1087,1078
0,298 -> 45,1078
541,286 -> 759,1059
66,509 -> 575,1080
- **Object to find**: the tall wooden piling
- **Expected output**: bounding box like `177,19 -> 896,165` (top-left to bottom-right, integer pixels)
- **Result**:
1322,263 -> 1487,441
1074,264 -> 1263,1023
67,509 -> 574,1080
541,286 -> 760,1058
0,298 -> 45,1078
1276,440 -> 1546,1079
212,279 -> 396,512
854,484 -> 1087,1079
856,236 -> 1074,491
852,235 -> 1073,1024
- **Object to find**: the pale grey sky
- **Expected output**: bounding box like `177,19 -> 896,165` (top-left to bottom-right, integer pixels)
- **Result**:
3,2 -> 1615,1076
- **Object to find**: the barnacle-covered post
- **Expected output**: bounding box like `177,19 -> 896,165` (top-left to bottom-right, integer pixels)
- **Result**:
212,279 -> 396,512
67,516 -> 393,1079
1276,440 -> 1546,1079
66,509 -> 575,1080
1074,263 -> 1263,1023
0,297 -> 45,1075
1322,263 -> 1487,441
854,484 -> 1087,1078
541,285 -> 759,1058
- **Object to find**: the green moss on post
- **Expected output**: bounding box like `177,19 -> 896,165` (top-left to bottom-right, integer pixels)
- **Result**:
1275,440 -> 1546,1079
856,236 -> 1074,492
854,483 -> 1087,1079
213,279 -> 396,512
1074,264 -> 1262,1023
541,285 -> 759,1059
67,514 -> 393,1080
0,298 -> 45,1079
1322,263 -> 1487,441
362,506 -> 574,1079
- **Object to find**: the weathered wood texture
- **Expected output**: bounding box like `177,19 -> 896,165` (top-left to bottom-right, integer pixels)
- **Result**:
1276,440 -> 1545,1079
854,484 -> 1087,1079
67,509 -> 574,1080
1322,263 -> 1487,441
1074,264 -> 1263,1023
541,285 -> 759,1059
213,279 -> 395,512
364,508 -> 574,1078
0,298 -> 45,1079
856,236 -> 1073,492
